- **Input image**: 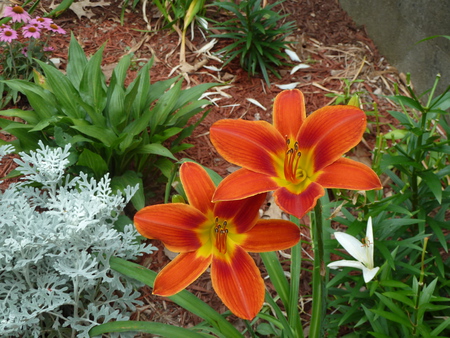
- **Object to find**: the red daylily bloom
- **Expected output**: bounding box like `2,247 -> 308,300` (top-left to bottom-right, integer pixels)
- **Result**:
134,162 -> 300,320
210,89 -> 382,219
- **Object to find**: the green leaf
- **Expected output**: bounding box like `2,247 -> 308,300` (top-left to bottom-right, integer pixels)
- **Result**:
89,320 -> 208,337
108,257 -> 242,337
66,32 -> 88,88
137,143 -> 177,160
70,125 -> 117,146
418,170 -> 443,204
77,148 -> 109,177
0,108 -> 39,125
35,60 -> 85,119
79,43 -> 107,119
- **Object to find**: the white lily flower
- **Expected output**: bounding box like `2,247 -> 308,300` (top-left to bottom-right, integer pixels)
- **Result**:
328,217 -> 380,283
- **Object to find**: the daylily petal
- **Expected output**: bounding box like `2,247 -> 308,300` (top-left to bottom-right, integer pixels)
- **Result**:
134,204 -> 207,252
327,259 -> 366,270
211,246 -> 265,320
334,232 -> 368,265
316,157 -> 382,190
214,193 -> 267,234
273,182 -> 324,219
213,168 -> 279,201
362,266 -> 380,283
153,251 -> 212,296
240,219 -> 300,252
180,162 -> 215,215
210,119 -> 285,176
297,105 -> 366,172
273,89 -> 306,140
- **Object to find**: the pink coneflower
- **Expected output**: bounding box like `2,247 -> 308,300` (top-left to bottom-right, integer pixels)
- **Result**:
0,27 -> 18,43
22,24 -> 41,39
43,46 -> 55,52
21,47 -> 28,57
29,17 -> 53,28
3,6 -> 31,23
46,22 -> 66,35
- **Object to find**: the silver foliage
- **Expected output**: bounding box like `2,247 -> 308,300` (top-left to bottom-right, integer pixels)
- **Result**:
0,143 -> 156,337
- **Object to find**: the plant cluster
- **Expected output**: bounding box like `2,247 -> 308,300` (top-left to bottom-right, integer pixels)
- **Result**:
0,33 -> 216,210
209,0 -> 295,85
92,83 -> 449,337
0,142 -> 156,337
0,5 -> 66,108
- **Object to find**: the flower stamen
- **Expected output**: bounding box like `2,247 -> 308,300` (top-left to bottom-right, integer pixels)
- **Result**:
215,217 -> 228,254
284,137 -> 304,184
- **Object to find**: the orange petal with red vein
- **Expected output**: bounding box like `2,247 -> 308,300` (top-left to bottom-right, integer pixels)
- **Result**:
316,157 -> 382,190
214,192 -> 267,234
154,251 -> 212,296
240,219 -> 300,252
180,162 -> 215,215
211,246 -> 265,320
274,182 -> 325,219
213,168 -> 279,202
298,105 -> 366,172
134,204 -> 206,252
210,119 -> 285,176
273,89 -> 306,140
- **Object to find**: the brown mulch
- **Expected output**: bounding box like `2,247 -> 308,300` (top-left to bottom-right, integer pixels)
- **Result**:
0,0 -> 411,335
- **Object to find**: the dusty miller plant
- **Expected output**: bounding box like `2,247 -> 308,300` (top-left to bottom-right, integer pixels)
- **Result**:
0,142 -> 156,338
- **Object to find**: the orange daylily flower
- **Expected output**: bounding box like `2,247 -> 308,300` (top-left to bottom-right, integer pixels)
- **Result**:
210,89 -> 382,219
134,162 -> 300,320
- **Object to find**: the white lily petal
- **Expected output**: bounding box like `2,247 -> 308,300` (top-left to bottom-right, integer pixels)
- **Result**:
367,217 -> 375,267
285,48 -> 301,62
362,266 -> 380,283
334,232 -> 369,265
275,82 -> 300,90
290,64 -> 311,75
327,260 -> 365,270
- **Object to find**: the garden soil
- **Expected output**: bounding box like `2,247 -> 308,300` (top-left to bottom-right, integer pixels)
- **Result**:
0,0 -> 409,335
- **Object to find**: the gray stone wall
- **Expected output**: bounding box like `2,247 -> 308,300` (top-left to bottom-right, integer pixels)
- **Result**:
339,0 -> 450,96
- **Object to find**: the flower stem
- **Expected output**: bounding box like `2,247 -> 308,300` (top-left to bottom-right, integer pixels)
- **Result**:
288,215 -> 304,337
309,198 -> 326,338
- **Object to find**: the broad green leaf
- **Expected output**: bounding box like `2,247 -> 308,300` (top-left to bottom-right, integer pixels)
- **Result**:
106,84 -> 126,132
35,60 -> 85,119
66,32 -> 88,88
149,79 -> 183,133
137,143 -> 177,160
70,125 -> 117,146
79,43 -> 107,118
0,108 -> 39,125
77,148 -> 109,177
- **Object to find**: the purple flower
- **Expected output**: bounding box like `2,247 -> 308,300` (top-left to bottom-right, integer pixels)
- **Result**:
22,24 -> 41,39
0,28 -> 18,43
3,6 -> 31,23
46,22 -> 66,35
29,17 -> 53,28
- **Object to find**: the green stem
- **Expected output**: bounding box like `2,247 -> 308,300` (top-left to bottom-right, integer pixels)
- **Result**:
288,215 -> 304,337
309,199 -> 326,338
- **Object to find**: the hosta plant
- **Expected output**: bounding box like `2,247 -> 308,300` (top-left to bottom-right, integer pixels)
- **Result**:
0,142 -> 156,338
0,33 -> 216,209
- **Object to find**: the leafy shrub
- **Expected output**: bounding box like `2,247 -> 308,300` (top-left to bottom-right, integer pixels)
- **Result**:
210,0 -> 295,85
0,33 -> 216,209
0,142 -> 156,337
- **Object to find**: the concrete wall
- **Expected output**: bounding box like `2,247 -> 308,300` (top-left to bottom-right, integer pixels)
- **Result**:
339,0 -> 450,96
